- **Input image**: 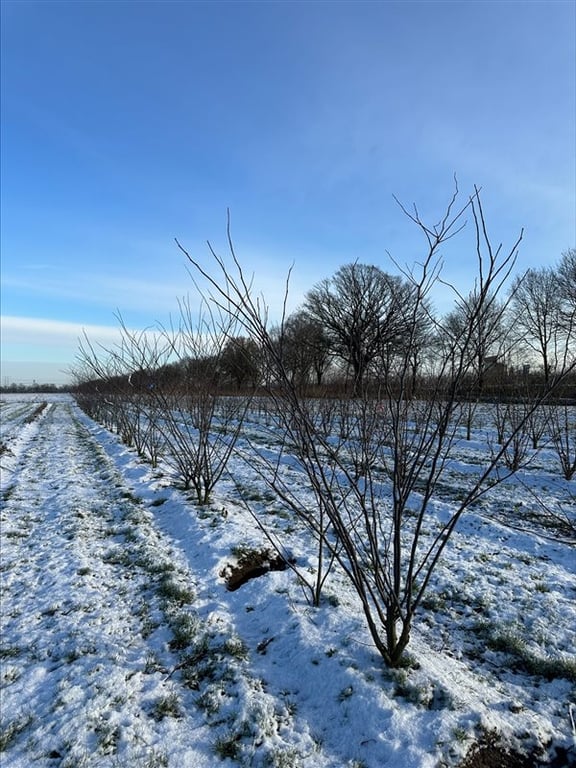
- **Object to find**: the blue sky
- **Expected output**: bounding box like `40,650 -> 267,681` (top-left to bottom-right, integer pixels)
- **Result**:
1,0 -> 575,385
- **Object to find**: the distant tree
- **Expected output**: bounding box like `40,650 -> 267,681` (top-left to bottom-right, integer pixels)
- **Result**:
0,382 -> 66,394
510,266 -> 565,386
558,248 -> 576,306
279,311 -> 331,388
557,249 -> 576,350
304,263 -> 413,395
378,280 -> 436,393
444,289 -> 510,394
220,336 -> 261,390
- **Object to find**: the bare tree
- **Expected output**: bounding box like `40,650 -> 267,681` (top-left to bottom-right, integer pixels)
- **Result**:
277,311 -> 331,390
547,404 -> 576,481
220,336 -> 261,391
75,302 -> 249,506
557,249 -> 576,360
304,263 -> 414,396
74,320 -> 170,466
492,400 -> 535,472
510,266 -> 565,386
153,299 -> 251,504
444,289 -> 510,396
558,248 -> 576,307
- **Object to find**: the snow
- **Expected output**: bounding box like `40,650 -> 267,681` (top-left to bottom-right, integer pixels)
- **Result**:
1,394 -> 575,767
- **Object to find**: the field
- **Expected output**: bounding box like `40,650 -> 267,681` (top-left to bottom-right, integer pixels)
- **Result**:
1,394 -> 575,768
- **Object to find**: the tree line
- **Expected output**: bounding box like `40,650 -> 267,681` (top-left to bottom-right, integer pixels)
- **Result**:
0,382 -> 70,394
265,247 -> 574,399
75,249 -> 575,403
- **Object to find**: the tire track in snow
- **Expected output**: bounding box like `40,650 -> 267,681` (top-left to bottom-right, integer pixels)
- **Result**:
1,401 -> 51,498
0,403 -> 214,766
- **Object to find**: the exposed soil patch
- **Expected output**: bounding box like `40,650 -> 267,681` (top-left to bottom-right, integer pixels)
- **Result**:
221,547 -> 291,591
457,731 -> 576,768
459,744 -> 535,768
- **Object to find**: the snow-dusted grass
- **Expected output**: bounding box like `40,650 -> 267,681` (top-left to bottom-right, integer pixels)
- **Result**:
1,394 -> 575,767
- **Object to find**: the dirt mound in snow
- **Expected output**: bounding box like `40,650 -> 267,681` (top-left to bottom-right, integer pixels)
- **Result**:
459,744 -> 535,768
458,732 -> 575,768
220,547 -> 292,590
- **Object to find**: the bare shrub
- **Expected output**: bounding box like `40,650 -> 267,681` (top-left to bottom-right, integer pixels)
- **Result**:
547,404 -> 576,480
74,304 -> 250,506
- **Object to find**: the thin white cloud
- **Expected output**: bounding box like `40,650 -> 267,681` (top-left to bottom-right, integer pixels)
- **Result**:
0,315 -> 175,383
1,272 -> 189,315
0,315 -> 201,360
0,317 -> 127,384
1,316 -> 128,348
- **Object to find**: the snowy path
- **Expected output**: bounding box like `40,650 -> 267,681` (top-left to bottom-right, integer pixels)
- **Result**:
2,402 -> 217,765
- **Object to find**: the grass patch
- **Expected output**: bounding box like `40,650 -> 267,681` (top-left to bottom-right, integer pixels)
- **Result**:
0,646 -> 22,660
337,686 -> 354,702
4,529 -> 27,540
168,613 -> 200,651
485,626 -> 576,681
1,665 -> 21,685
196,684 -> 225,716
94,720 -> 121,755
486,627 -> 527,657
158,574 -> 195,605
214,731 -> 242,761
222,635 -> 249,661
101,548 -> 132,568
151,692 -> 182,721
0,713 -> 33,751
520,653 -> 576,682
264,748 -> 302,768
137,553 -> 176,575
142,749 -> 169,768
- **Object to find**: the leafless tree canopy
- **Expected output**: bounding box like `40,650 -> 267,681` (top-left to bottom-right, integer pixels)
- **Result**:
443,290 -> 511,394
276,311 -> 331,389
511,267 -> 566,386
304,263 -> 415,395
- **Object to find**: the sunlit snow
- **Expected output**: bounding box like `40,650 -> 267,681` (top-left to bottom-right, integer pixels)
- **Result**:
1,394 -> 575,767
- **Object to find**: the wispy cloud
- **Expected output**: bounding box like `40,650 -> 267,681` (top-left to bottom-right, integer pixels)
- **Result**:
1,315 -> 127,350
1,272 -> 188,315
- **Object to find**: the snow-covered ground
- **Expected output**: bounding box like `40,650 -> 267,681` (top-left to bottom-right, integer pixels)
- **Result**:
1,394 -> 575,767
